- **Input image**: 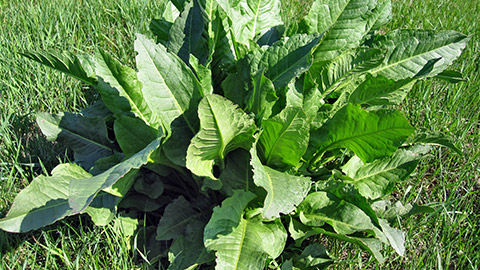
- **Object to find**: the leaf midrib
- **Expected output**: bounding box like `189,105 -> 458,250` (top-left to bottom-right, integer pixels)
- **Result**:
371,35 -> 466,76
265,110 -> 299,165
43,116 -> 112,152
319,126 -> 413,154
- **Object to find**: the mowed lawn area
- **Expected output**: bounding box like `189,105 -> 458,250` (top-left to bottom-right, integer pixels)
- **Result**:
0,0 -> 478,269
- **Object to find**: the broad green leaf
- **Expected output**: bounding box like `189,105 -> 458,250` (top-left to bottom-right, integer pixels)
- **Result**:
69,138 -> 161,213
258,106 -> 310,168
135,34 -> 203,134
244,72 -> 278,122
348,74 -> 415,106
190,55 -> 214,95
102,169 -> 138,197
168,221 -> 215,269
286,75 -> 323,124
95,49 -> 160,128
303,0 -> 385,62
22,51 -> 96,86
256,26 -> 283,46
186,94 -> 256,179
298,191 -> 376,235
311,104 -> 414,163
251,149 -> 311,219
114,115 -> 160,156
0,164 -> 87,232
36,112 -> 114,171
204,190 -> 256,242
370,30 -> 470,80
379,219 -> 405,256
341,146 -> 429,200
216,0 -> 282,46
156,196 -> 205,241
113,214 -> 139,238
204,191 -> 286,270
288,218 -> 385,262
168,0 -> 209,64
259,34 -> 321,89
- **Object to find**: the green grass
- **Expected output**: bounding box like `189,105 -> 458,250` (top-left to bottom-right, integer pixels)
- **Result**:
1,0 -> 479,269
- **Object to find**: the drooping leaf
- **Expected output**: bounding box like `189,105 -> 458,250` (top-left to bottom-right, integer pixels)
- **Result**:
251,148 -> 311,219
311,104 -> 414,163
379,219 -> 405,256
369,30 -> 470,80
135,34 -> 203,134
435,70 -> 465,83
69,138 -> 161,213
95,49 -> 160,128
114,115 -> 160,156
258,106 -> 310,168
168,0 -> 209,64
36,112 -> 114,171
216,0 -> 283,46
186,94 -> 256,179
22,50 -> 97,86
0,164 -> 89,232
341,145 -> 430,200
410,131 -> 462,155
298,191 -> 376,235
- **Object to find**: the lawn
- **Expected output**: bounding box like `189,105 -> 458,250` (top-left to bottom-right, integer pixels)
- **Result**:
0,0 -> 479,269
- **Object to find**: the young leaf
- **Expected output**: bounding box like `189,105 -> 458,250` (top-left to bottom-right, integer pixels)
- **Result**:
258,106 -> 310,168
251,148 -> 311,219
216,0 -> 283,46
370,30 -> 470,80
22,51 -> 97,86
69,138 -> 161,213
310,104 -> 414,163
135,34 -> 203,134
37,112 -> 114,171
95,49 -> 160,128
186,94 -> 256,179
244,72 -> 278,122
341,145 -> 430,200
0,163 -> 90,232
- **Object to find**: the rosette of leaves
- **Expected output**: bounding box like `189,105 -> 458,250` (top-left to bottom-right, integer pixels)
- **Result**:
1,0 -> 469,269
